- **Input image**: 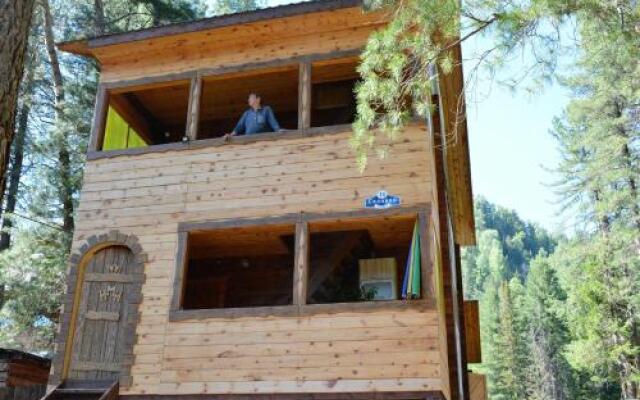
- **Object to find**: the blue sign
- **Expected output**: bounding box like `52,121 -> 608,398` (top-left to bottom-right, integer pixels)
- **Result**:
364,191 -> 401,209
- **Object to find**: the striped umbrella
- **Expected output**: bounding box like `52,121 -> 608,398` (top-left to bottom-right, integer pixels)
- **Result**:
401,221 -> 421,299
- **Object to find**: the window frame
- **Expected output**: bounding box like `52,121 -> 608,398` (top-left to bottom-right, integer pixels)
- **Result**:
169,205 -> 434,321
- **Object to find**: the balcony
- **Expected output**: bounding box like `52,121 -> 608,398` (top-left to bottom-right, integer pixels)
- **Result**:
88,57 -> 361,159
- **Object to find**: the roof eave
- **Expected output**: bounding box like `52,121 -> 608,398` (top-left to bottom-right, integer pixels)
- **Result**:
56,0 -> 363,57
56,39 -> 94,57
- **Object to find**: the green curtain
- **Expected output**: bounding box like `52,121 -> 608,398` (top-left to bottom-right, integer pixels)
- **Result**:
103,106 -> 148,150
402,221 -> 422,299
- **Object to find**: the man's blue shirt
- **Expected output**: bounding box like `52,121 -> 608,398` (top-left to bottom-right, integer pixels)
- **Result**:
233,106 -> 281,135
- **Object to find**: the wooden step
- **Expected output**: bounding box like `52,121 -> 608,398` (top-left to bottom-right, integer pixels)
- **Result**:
55,388 -> 105,395
43,380 -> 118,400
61,379 -> 113,389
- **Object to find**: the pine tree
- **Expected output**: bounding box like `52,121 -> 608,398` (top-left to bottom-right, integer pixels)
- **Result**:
479,277 -> 531,399
0,0 -> 264,353
525,255 -> 573,400
0,0 -> 36,206
550,4 -> 640,397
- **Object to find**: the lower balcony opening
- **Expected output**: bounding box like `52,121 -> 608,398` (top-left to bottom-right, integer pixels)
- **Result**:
182,224 -> 295,310
306,214 -> 421,304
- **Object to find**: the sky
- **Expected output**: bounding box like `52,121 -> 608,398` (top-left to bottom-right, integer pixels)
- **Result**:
461,35 -> 571,233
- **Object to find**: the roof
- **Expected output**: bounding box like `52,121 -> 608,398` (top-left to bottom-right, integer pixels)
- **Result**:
0,348 -> 50,365
58,0 -> 362,56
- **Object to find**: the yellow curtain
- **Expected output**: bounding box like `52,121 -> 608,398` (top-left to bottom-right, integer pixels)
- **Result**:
103,106 -> 148,150
127,130 -> 147,148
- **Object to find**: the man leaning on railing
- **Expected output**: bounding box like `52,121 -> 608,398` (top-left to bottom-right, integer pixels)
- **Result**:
226,92 -> 284,138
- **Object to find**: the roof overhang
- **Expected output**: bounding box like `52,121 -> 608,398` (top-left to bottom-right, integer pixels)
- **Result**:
57,0 -> 362,57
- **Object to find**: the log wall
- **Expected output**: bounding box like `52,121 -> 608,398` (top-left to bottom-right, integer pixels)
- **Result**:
94,8 -> 386,83
65,125 -> 446,395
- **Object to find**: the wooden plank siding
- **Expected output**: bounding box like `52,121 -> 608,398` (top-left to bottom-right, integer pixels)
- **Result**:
68,125 -> 445,395
92,8 -> 387,83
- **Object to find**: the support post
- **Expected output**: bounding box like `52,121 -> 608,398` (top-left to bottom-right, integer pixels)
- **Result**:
89,84 -> 109,152
298,62 -> 311,131
185,74 -> 202,141
293,220 -> 309,307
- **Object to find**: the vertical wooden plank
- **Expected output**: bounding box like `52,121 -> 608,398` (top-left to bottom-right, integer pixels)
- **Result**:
418,209 -> 434,301
298,62 -> 312,130
171,232 -> 189,311
293,221 -> 309,306
88,84 -> 109,152
464,300 -> 481,363
185,74 -> 202,141
469,373 -> 488,400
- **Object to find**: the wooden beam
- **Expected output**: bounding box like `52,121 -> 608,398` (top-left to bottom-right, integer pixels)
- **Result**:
88,85 -> 108,152
121,390 -> 443,400
178,203 -> 429,233
185,74 -> 202,141
170,232 -> 189,312
298,62 -> 312,130
84,311 -> 119,321
431,101 -> 469,399
100,49 -> 361,91
86,123 -> 353,160
464,300 -> 481,364
468,373 -> 487,400
293,221 -> 309,306
169,299 -> 432,321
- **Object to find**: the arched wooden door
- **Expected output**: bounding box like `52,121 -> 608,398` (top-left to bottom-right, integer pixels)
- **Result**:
67,245 -> 138,380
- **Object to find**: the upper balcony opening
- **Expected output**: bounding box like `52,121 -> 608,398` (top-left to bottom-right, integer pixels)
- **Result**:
101,80 -> 190,150
198,66 -> 300,139
96,57 -> 361,153
311,58 -> 359,128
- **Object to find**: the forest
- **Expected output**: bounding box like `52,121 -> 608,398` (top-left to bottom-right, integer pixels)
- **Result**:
0,0 -> 638,399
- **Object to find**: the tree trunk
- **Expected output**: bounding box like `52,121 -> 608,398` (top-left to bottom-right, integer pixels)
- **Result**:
0,77 -> 32,250
0,0 -> 36,208
94,0 -> 106,35
41,0 -> 74,233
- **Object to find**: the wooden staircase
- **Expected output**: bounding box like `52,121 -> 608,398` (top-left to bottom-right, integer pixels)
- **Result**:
42,380 -> 118,400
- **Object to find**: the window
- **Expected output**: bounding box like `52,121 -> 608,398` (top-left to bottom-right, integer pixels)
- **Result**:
198,66 -> 299,139
100,80 -> 191,150
310,58 -> 359,127
181,224 -> 295,310
173,211 -> 426,317
306,214 -> 421,304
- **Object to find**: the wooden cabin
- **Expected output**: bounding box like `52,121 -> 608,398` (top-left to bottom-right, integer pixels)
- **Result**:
0,349 -> 50,400
51,1 -> 483,399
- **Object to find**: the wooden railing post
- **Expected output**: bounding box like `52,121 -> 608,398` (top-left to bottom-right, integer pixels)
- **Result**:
185,73 -> 202,141
293,220 -> 309,308
88,84 -> 109,152
298,62 -> 312,131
